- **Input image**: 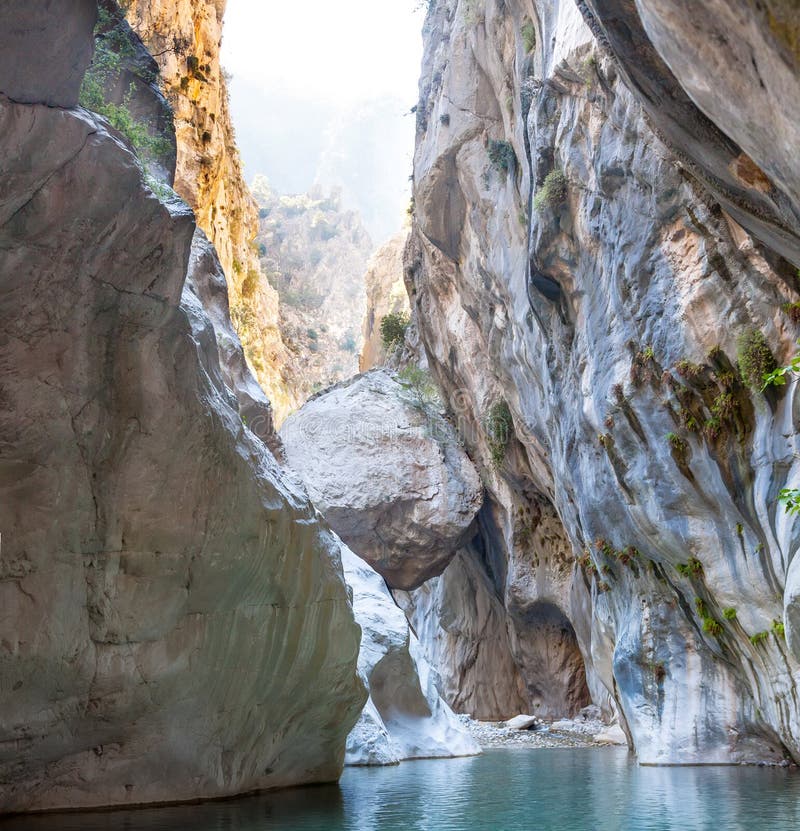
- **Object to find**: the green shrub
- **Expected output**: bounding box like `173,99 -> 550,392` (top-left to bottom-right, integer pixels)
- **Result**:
79,16 -> 171,166
380,311 -> 410,351
241,268 -> 259,299
737,329 -> 776,390
772,619 -> 786,639
782,302 -> 800,323
533,169 -> 568,211
675,359 -> 703,380
398,366 -> 440,412
487,140 -> 517,174
485,399 -> 513,467
306,328 -> 318,340
703,617 -> 723,637
676,557 -> 703,577
521,19 -> 536,53
723,607 -> 737,620
750,631 -> 769,645
666,432 -> 687,453
779,488 -> 800,515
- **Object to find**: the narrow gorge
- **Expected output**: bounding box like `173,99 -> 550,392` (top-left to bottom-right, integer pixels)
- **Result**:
2,0 -> 800,827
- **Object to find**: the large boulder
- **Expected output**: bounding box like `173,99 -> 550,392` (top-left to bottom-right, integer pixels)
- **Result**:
280,369 -> 483,590
341,544 -> 479,765
0,59 -> 363,816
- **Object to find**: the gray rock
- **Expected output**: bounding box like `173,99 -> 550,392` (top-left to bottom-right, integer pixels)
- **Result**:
505,715 -> 539,730
0,0 -> 96,107
341,542 -> 479,766
280,369 -> 483,590
0,88 -> 363,813
405,0 -> 800,764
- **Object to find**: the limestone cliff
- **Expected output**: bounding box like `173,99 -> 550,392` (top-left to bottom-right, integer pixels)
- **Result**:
360,233 -> 412,371
0,2 -> 364,812
406,0 -> 800,763
123,0 -> 296,419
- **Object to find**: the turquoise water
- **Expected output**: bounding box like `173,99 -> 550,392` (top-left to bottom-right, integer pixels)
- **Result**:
5,747 -> 800,830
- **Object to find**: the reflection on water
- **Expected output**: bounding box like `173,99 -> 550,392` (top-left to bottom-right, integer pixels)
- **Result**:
4,748 -> 800,831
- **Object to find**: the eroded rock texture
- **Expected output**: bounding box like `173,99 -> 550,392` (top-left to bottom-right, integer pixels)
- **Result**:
406,0 -> 800,763
0,7 -> 363,812
280,369 -> 483,590
341,543 -> 479,765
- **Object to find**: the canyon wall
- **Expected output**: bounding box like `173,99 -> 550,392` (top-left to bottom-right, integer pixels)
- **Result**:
124,0 -> 297,420
360,233 -> 411,371
0,2 -> 364,812
406,0 -> 800,762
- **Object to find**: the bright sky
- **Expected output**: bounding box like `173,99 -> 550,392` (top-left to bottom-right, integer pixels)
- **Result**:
221,0 -> 425,105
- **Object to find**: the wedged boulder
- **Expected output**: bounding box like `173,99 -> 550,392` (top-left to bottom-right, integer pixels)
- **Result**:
341,544 -> 479,765
280,369 -> 483,590
0,89 -> 364,812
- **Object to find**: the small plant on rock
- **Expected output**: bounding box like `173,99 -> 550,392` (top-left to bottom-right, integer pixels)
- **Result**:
750,631 -> 769,646
772,619 -> 786,639
737,328 -> 776,391
782,302 -> 800,324
521,19 -> 536,53
380,311 -> 411,351
533,168 -> 568,211
485,399 -> 514,467
723,607 -> 738,621
487,140 -> 517,174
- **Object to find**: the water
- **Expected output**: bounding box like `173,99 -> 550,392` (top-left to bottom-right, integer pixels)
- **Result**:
5,747 -> 800,831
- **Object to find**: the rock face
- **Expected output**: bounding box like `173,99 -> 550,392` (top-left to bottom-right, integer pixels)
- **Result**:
360,232 -> 411,371
124,0 -> 296,418
405,0 -> 800,763
251,176 -> 373,408
280,369 -> 484,590
0,6 -> 364,812
341,543 -> 479,765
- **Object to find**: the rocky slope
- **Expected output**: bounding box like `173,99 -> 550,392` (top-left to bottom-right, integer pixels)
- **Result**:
251,177 -> 372,406
360,232 -> 411,371
0,3 -> 364,812
404,0 -> 800,763
281,370 -> 484,591
123,0 -> 296,419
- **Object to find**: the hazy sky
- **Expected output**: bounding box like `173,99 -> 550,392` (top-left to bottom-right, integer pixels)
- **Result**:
222,0 -> 425,106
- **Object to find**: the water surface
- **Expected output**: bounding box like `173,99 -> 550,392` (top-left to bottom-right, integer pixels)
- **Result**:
5,747 -> 800,830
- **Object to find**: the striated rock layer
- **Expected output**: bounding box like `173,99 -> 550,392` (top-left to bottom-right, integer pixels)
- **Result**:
0,6 -> 364,812
280,369 -> 483,591
124,0 -> 296,419
405,0 -> 800,762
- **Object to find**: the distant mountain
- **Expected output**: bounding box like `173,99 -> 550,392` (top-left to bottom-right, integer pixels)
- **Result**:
229,78 -> 414,244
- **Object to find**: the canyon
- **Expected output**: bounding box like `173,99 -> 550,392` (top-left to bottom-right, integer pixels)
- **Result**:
1,0 -> 800,819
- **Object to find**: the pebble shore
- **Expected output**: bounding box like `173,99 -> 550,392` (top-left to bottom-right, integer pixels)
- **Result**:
461,714 -> 618,749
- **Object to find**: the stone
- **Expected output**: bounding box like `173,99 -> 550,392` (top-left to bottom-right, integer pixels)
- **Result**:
0,0 -> 96,107
0,84 -> 364,813
280,369 -> 483,590
593,725 -> 629,747
505,715 -> 539,731
341,543 -> 479,765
